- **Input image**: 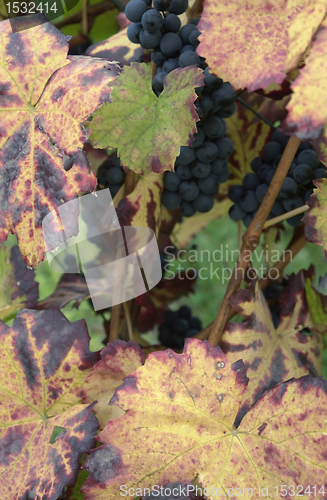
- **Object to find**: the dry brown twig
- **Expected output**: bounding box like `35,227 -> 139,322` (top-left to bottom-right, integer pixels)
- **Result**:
207,136 -> 302,347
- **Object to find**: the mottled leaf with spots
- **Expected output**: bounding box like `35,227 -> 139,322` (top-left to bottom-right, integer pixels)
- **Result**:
89,63 -> 203,174
0,245 -> 38,321
82,338 -> 327,499
221,278 -> 322,423
0,18 -> 120,267
86,27 -> 144,66
0,308 -> 100,499
197,0 -> 327,92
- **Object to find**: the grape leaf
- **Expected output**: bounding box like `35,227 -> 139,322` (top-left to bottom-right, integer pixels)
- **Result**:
302,178 -> 327,253
0,308 -> 100,499
197,0 -> 327,92
307,123 -> 327,167
81,340 -> 144,430
136,274 -> 196,333
157,205 -> 181,254
89,63 -> 203,174
35,274 -> 89,310
86,27 -> 144,65
0,18 -> 120,267
117,172 -> 163,235
82,338 -> 327,499
282,17 -> 327,140
221,280 -> 322,423
0,245 -> 38,321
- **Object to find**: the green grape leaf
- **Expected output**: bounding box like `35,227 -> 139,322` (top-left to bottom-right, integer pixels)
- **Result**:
82,338 -> 327,499
0,245 -> 38,321
0,17 -> 120,267
0,308 -> 100,499
221,278 -> 322,423
88,63 -> 204,174
197,0 -> 327,92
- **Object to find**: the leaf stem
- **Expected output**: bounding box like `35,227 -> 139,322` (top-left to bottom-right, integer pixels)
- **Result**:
236,96 -> 277,130
263,205 -> 308,229
122,302 -> 134,341
208,135 -> 301,347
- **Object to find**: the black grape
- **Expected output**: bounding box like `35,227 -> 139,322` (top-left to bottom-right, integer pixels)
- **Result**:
198,174 -> 219,195
297,142 -> 311,153
297,150 -> 320,170
217,102 -> 236,118
215,137 -> 234,158
167,0 -> 188,14
266,169 -> 276,185
243,213 -> 254,227
172,318 -> 189,334
163,58 -> 179,72
175,164 -> 193,179
292,164 -> 313,185
304,189 -> 312,202
160,33 -> 182,56
190,17 -> 200,25
314,168 -> 327,179
211,158 -> 228,175
273,154 -> 283,169
125,0 -> 147,22
178,305 -> 192,319
152,71 -> 168,93
251,157 -> 263,173
178,51 -> 201,67
239,191 -> 259,212
192,161 -> 211,178
127,22 -> 143,43
255,183 -> 268,203
212,82 -> 236,106
164,171 -> 181,191
287,213 -> 304,227
141,9 -> 163,33
278,177 -> 298,198
257,164 -> 274,182
242,173 -> 261,191
180,200 -> 195,216
109,184 -> 122,198
188,316 -> 202,329
180,44 -> 195,54
229,203 -> 246,221
270,200 -> 284,216
195,141 -> 218,163
263,141 -> 282,162
161,190 -> 182,209
151,48 -> 167,66
192,193 -> 214,212
179,180 -> 200,201
177,146 -> 196,165
106,167 -> 123,184
189,29 -> 200,45
203,67 -> 223,89
228,185 -> 245,203
271,129 -> 289,148
283,197 -> 303,212
202,116 -> 225,139
153,0 -> 172,10
179,23 -> 196,44
139,29 -> 162,49
191,126 -> 205,148
195,96 -> 214,120
162,13 -> 181,33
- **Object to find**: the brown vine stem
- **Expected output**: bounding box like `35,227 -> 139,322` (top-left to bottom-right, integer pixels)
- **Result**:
81,0 -> 88,35
263,204 -> 308,229
195,223 -> 307,341
54,0 -> 117,29
207,135 -> 301,347
122,302 -> 134,341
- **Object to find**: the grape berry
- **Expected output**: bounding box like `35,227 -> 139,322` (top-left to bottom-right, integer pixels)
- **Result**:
158,305 -> 202,349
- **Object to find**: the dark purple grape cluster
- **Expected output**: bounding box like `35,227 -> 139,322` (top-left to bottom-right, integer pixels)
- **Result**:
228,130 -> 327,228
97,152 -> 125,198
126,0 -> 189,49
159,305 -> 202,349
